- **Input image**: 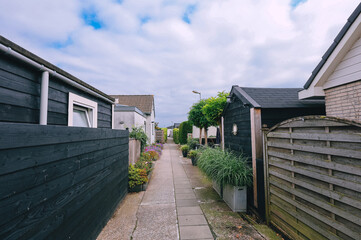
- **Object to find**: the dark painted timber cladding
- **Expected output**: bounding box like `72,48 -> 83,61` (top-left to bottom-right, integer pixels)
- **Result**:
0,123 -> 129,240
223,98 -> 252,158
0,53 -> 112,128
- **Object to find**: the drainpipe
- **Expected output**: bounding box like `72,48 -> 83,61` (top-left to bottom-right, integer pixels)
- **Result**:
39,71 -> 49,125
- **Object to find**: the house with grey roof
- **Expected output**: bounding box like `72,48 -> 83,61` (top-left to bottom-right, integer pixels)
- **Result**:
222,86 -> 325,218
299,3 -> 361,122
110,95 -> 155,143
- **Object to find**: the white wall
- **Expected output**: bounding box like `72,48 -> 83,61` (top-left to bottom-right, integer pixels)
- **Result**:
113,111 -> 146,130
192,126 -> 218,138
325,36 -> 361,90
145,104 -> 155,144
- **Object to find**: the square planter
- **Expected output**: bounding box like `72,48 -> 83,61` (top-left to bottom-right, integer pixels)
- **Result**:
212,180 -> 223,197
223,184 -> 247,212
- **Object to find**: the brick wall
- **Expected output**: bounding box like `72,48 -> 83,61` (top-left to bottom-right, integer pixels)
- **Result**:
325,80 -> 361,121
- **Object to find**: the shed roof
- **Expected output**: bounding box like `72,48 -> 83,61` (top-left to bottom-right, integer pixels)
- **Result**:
0,35 -> 114,102
110,95 -> 154,115
231,86 -> 324,109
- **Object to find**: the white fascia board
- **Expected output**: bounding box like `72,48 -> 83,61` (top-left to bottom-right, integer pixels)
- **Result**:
298,87 -> 325,100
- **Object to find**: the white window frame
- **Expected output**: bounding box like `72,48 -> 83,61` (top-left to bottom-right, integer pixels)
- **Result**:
68,92 -> 98,128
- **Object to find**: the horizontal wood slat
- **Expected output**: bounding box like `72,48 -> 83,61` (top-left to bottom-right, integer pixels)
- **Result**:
267,141 -> 361,159
267,131 -> 361,143
268,150 -> 361,176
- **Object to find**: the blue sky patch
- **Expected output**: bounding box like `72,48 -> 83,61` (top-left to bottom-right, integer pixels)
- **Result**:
291,0 -> 307,8
140,16 -> 151,24
49,37 -> 73,49
182,4 -> 196,24
81,9 -> 103,29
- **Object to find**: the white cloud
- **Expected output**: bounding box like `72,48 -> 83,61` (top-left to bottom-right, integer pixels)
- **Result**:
0,0 -> 359,126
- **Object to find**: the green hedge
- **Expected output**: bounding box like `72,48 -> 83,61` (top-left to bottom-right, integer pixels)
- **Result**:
162,127 -> 168,142
173,128 -> 179,144
179,121 -> 192,144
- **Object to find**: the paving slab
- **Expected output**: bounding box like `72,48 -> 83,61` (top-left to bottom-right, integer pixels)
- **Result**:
175,188 -> 194,194
176,193 -> 196,200
179,225 -> 214,239
177,206 -> 203,216
176,198 -> 199,207
178,214 -> 208,226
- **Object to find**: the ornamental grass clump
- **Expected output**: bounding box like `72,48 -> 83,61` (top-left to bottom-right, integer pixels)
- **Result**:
197,147 -> 252,187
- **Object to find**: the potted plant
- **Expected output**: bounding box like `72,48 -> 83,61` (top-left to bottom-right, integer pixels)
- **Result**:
188,150 -> 198,166
197,147 -> 252,212
128,164 -> 148,192
180,145 -> 189,157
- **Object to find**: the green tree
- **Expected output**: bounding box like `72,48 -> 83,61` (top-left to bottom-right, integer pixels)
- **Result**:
178,121 -> 192,144
202,91 -> 228,144
188,99 -> 211,145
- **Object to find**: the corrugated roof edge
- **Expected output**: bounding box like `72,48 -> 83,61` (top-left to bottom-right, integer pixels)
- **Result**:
303,3 -> 361,89
0,35 -> 115,102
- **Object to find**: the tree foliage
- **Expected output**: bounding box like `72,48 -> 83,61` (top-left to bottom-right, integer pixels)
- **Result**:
178,121 -> 193,144
202,91 -> 228,125
188,99 -> 211,129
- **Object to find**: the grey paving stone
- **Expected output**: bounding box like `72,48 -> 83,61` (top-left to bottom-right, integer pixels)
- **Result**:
175,188 -> 194,194
175,183 -> 192,189
178,215 -> 208,226
179,225 -> 213,239
176,198 -> 199,207
177,206 -> 203,216
176,193 -> 196,200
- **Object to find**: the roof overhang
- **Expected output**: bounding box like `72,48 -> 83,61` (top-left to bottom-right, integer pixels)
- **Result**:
299,4 -> 361,99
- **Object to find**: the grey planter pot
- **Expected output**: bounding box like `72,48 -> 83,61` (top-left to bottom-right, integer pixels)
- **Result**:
223,184 -> 247,212
212,180 -> 223,197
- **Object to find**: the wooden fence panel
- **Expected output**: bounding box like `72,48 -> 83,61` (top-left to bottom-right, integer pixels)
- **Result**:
0,123 -> 129,240
264,116 -> 361,240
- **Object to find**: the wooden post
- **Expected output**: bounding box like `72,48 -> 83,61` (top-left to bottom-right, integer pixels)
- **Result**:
250,108 -> 262,208
262,127 -> 270,225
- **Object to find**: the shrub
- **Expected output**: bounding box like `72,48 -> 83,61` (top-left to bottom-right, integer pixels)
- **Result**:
197,147 -> 252,187
129,127 -> 148,152
179,121 -> 192,144
188,150 -> 198,158
162,128 -> 168,142
173,128 -> 179,144
187,137 -> 199,150
180,144 -> 189,157
128,164 -> 148,188
134,159 -> 153,175
146,150 -> 159,160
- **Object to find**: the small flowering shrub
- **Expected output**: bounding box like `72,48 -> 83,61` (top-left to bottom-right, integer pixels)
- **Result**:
146,150 -> 159,160
134,158 -> 153,175
128,164 -> 148,188
155,143 -> 163,149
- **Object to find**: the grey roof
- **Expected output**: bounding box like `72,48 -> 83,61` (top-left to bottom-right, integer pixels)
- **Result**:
303,3 -> 361,89
110,95 -> 154,115
231,86 -> 325,108
0,35 -> 114,102
114,104 -> 146,117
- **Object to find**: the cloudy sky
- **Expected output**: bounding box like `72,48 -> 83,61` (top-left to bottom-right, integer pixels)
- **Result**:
0,0 -> 359,127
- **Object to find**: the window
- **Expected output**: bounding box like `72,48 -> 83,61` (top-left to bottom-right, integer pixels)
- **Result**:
68,93 -> 97,128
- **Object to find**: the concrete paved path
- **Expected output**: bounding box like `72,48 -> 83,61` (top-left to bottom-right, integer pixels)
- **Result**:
97,140 -> 214,240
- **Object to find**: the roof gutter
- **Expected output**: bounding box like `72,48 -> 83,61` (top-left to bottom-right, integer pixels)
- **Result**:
0,43 -> 114,104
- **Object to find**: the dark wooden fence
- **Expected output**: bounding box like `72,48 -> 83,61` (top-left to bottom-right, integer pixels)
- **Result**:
0,123 -> 129,240
264,116 -> 361,240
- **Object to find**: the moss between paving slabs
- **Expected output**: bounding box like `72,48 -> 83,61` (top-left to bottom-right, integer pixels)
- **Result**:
195,185 -> 283,240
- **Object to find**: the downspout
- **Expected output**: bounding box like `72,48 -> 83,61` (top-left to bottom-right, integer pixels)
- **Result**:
39,71 -> 49,125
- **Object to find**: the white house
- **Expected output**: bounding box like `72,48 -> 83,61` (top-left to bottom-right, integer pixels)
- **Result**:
110,95 -> 156,144
299,3 -> 361,122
